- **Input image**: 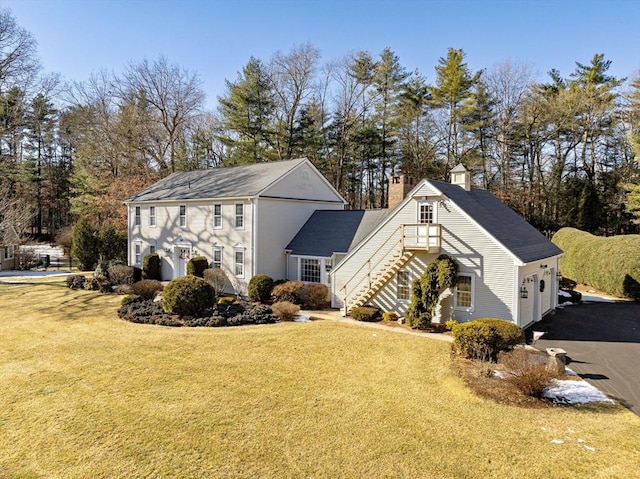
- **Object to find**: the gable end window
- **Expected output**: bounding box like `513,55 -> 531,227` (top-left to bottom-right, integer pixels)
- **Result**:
149,206 -> 156,227
235,203 -> 244,229
419,203 -> 433,224
455,273 -> 475,312
134,206 -> 141,226
179,205 -> 187,228
213,204 -> 222,229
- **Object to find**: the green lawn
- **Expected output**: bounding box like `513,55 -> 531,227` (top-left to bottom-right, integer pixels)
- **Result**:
1,279 -> 639,478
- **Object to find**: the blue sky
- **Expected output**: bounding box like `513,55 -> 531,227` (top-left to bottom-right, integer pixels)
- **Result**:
4,0 -> 640,109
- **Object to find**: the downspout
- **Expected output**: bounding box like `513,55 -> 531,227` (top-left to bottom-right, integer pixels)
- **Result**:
251,198 -> 257,277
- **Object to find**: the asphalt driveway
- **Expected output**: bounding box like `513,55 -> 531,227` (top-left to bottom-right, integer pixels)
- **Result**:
530,301 -> 640,415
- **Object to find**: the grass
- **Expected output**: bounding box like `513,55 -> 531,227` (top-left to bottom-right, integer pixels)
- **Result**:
1,279 -> 640,478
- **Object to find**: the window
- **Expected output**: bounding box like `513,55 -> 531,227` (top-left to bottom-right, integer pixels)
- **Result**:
179,205 -> 186,227
149,206 -> 156,227
419,203 -> 433,224
134,206 -> 141,226
134,243 -> 142,265
149,244 -> 156,254
397,269 -> 411,301
4,245 -> 14,260
234,249 -> 244,277
212,247 -> 222,269
213,204 -> 222,229
300,258 -> 321,283
235,203 -> 244,228
455,273 -> 474,311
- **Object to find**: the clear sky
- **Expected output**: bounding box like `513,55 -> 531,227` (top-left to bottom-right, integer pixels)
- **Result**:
4,0 -> 640,109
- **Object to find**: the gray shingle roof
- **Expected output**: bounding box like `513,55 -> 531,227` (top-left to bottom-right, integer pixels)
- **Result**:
430,180 -> 563,264
125,158 -> 307,202
286,209 -> 389,257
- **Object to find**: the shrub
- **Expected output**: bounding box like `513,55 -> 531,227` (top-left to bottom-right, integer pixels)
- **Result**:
98,223 -> 127,263
452,318 -> 524,361
121,294 -> 142,306
271,301 -> 300,321
66,274 -> 86,289
351,306 -> 381,322
271,280 -> 304,304
475,318 -> 524,352
383,311 -> 399,322
553,227 -> 640,300
187,256 -> 209,278
248,274 -> 274,302
142,253 -> 161,281
445,319 -> 458,331
204,268 -> 228,297
499,348 -> 559,398
227,304 -> 277,325
300,282 -> 329,309
108,264 -> 136,286
162,275 -> 216,317
452,321 -> 499,361
130,279 -> 163,300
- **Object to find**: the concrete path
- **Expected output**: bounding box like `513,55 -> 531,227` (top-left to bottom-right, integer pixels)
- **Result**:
531,301 -> 640,415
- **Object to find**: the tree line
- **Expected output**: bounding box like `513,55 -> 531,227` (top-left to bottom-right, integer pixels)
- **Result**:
1,8 -> 639,248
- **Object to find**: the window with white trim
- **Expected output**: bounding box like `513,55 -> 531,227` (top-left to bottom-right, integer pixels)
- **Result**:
235,203 -> 244,228
134,206 -> 141,226
419,203 -> 433,224
179,205 -> 187,227
4,245 -> 14,260
300,258 -> 321,283
234,248 -> 244,277
134,242 -> 142,265
212,246 -> 223,269
149,244 -> 156,254
455,273 -> 475,311
149,206 -> 156,227
397,269 -> 411,301
213,203 -> 222,229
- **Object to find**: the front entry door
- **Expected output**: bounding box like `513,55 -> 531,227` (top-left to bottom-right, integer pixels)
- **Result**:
176,247 -> 190,278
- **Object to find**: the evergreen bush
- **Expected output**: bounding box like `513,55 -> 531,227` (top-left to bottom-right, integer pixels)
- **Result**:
142,253 -> 161,280
186,256 -> 209,277
72,216 -> 99,271
553,227 -> 640,300
452,318 -> 524,361
248,274 -> 274,302
162,275 -> 216,317
350,306 -> 381,322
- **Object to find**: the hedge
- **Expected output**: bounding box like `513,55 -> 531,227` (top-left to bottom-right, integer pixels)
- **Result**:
552,227 -> 640,300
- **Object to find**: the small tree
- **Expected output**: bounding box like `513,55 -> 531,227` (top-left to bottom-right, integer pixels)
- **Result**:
203,268 -> 229,297
72,216 -> 99,271
143,253 -> 161,280
405,255 -> 458,329
98,223 -> 127,262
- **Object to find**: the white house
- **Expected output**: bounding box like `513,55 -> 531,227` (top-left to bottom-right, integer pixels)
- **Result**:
124,158 -> 345,292
126,159 -> 562,328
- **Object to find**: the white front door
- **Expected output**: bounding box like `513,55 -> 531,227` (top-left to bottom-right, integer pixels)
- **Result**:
519,274 -> 539,326
175,247 -> 190,278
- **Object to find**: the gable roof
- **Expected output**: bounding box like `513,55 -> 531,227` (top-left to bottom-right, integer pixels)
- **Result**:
428,180 -> 563,264
286,209 -> 389,257
125,158 -> 311,203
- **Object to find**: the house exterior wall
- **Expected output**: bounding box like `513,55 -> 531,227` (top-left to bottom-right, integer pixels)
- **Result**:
256,198 -> 343,280
1,245 -> 17,271
128,198 -> 253,284
331,181 -> 520,323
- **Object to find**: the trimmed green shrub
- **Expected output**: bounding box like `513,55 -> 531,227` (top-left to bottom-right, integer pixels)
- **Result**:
271,280 -> 304,304
383,311 -> 399,322
553,227 -> 640,300
351,306 -> 381,322
300,282 -> 329,309
187,255 -> 209,277
217,296 -> 236,305
248,274 -> 274,302
204,268 -> 228,297
162,275 -> 216,317
271,301 -> 300,321
452,318 -> 524,361
130,279 -> 163,300
142,253 -> 161,280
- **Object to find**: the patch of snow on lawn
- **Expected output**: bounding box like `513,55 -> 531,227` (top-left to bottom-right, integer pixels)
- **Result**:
294,315 -> 311,322
543,376 -> 614,405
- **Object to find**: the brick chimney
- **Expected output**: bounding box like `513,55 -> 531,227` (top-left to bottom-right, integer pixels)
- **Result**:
388,173 -> 415,210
